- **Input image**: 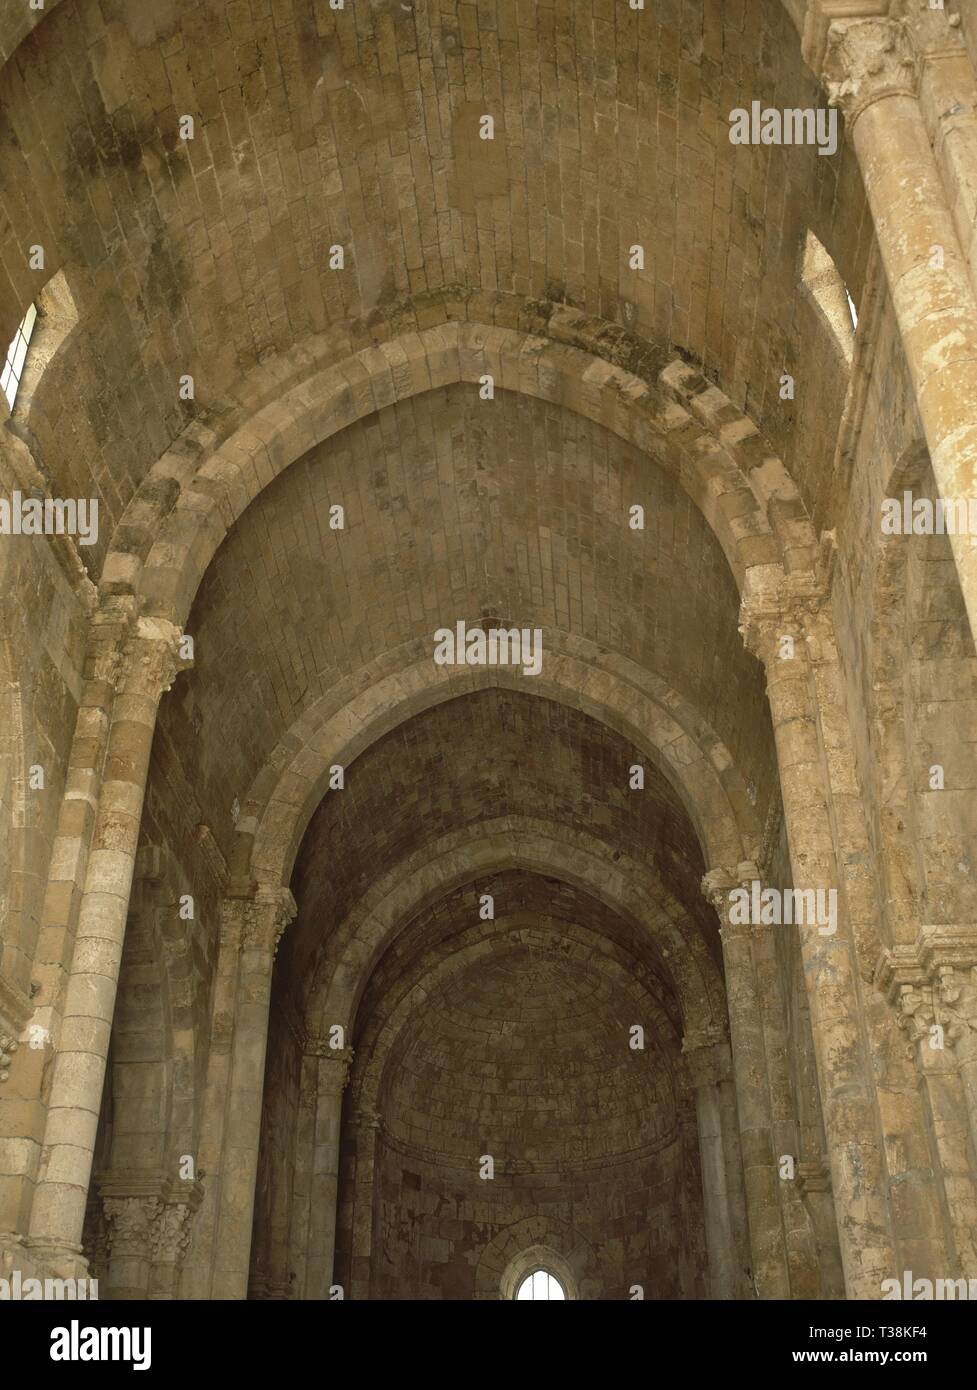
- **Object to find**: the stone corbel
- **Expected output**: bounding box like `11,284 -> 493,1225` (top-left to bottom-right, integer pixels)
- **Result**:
877,930 -> 977,1063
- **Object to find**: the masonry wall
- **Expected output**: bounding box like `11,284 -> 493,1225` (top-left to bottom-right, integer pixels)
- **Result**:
365,1133 -> 695,1301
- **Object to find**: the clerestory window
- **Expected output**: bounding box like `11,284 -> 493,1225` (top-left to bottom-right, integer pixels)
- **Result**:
799,229 -> 857,365
1,303 -> 38,410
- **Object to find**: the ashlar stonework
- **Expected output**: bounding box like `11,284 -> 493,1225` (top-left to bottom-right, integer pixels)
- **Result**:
1,0 -> 976,1307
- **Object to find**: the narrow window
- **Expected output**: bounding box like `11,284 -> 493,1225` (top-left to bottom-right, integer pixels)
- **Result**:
515,1269 -> 566,1301
845,287 -> 858,330
799,230 -> 856,365
1,303 -> 38,409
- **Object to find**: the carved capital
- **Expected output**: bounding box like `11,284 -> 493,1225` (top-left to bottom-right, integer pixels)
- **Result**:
150,1201 -> 196,1265
116,617 -> 192,701
895,981 -> 938,1047
823,17 -> 918,125
219,886 -> 297,961
739,575 -> 831,665
307,1040 -> 355,1093
243,887 -> 297,957
0,1032 -> 18,1084
351,1105 -> 383,1134
701,867 -> 739,915
936,966 -> 977,1065
102,1195 -> 163,1258
701,863 -> 762,936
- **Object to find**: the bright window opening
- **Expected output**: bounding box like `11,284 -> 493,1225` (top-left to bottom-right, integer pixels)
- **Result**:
515,1269 -> 566,1301
1,303 -> 38,410
846,287 -> 858,330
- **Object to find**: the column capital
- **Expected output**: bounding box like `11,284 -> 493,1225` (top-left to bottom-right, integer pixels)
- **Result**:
350,1105 -> 383,1134
245,885 -> 297,955
101,1194 -> 164,1260
0,1032 -> 18,1084
150,1200 -> 198,1266
681,1033 -> 732,1087
738,561 -> 833,665
220,885 -> 297,958
701,863 -> 761,911
85,599 -> 139,690
702,865 -> 774,943
823,16 -> 918,126
308,1042 -> 355,1091
116,616 -> 193,701
887,962 -> 977,1065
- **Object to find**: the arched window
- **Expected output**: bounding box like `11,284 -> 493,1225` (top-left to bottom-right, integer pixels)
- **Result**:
1,303 -> 37,409
515,1269 -> 566,1301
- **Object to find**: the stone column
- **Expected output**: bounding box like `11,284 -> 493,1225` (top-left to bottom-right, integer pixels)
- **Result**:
701,871 -> 791,1298
284,1053 -> 317,1298
823,16 -> 977,644
909,8 -> 977,304
209,885 -> 296,1300
347,1105 -> 382,1301
883,949 -> 977,1278
27,617 -> 189,1276
0,602 -> 133,1244
304,1044 -> 353,1300
683,1033 -> 752,1299
740,579 -> 902,1298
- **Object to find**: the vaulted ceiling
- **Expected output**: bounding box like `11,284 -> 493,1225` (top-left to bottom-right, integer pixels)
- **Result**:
1,0 -> 866,582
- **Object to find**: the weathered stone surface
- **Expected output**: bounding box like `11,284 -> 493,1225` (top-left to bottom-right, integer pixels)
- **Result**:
0,0 -> 976,1306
